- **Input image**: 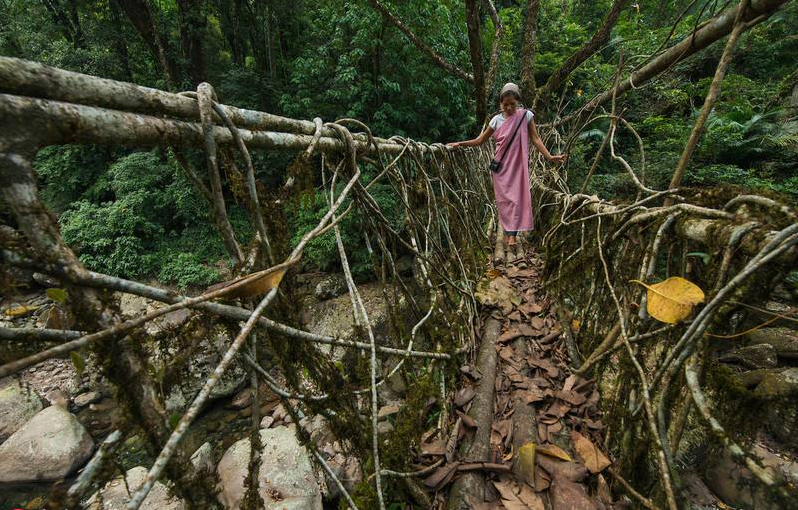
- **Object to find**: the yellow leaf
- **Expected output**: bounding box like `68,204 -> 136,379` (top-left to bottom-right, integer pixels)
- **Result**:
537,444 -> 572,462
571,319 -> 581,331
631,277 -> 705,324
3,305 -> 39,317
517,442 -> 536,485
486,269 -> 501,279
206,268 -> 287,299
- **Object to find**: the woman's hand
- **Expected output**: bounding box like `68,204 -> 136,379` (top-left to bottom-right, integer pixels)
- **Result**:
447,142 -> 461,148
547,153 -> 567,164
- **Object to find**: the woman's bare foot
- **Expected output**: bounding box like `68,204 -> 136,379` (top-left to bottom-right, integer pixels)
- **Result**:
506,235 -> 517,246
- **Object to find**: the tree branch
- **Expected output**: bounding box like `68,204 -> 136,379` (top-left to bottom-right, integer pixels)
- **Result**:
536,0 -> 629,106
365,0 -> 473,83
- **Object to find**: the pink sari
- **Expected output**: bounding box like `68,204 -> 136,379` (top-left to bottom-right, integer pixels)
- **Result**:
492,110 -> 534,232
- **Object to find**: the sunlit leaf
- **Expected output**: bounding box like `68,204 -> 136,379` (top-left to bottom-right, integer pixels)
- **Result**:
3,305 -> 39,317
631,277 -> 705,324
46,288 -> 68,304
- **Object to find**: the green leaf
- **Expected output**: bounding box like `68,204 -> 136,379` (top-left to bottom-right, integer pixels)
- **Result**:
169,412 -> 181,430
70,351 -> 85,376
687,252 -> 711,265
46,288 -> 68,303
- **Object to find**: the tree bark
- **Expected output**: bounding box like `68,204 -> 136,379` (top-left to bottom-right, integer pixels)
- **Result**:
176,0 -> 207,86
465,0 -> 487,123
114,0 -> 182,88
520,0 -> 540,102
536,0 -> 628,108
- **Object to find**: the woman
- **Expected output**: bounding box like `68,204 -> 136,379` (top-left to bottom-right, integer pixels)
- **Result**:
447,83 -> 566,247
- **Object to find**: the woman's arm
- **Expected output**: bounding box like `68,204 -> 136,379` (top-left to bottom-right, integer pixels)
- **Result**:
447,126 -> 494,148
528,118 -> 566,163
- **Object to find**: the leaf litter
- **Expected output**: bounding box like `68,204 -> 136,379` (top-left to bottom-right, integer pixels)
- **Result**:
415,249 -> 624,509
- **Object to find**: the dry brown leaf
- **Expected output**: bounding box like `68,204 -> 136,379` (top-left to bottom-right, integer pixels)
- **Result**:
571,431 -> 611,473
492,480 -> 527,510
534,465 -> 551,492
454,387 -> 476,407
536,444 -> 572,462
549,476 -> 602,510
537,454 -> 588,482
207,268 -> 286,299
423,461 -> 460,489
421,438 -> 446,456
456,410 -> 477,429
530,317 -> 546,329
555,390 -> 587,406
631,276 -> 705,324
517,484 -> 545,510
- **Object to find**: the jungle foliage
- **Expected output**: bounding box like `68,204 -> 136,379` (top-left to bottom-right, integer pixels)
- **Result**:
1,0 -> 796,286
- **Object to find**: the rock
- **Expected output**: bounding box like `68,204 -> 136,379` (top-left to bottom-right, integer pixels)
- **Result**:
767,404 -> 798,449
754,368 -> 798,398
144,308 -> 192,336
704,444 -> 785,510
74,391 -> 103,409
304,282 -> 404,360
190,442 -> 214,474
747,328 -> 798,359
46,388 -> 70,407
376,421 -> 394,434
0,377 -> 44,442
226,388 -> 253,411
36,303 -> 73,330
395,255 -> 414,276
119,293 -> 149,319
162,324 -> 247,413
314,274 -> 347,301
84,466 -> 185,510
322,453 -> 362,500
32,272 -> 60,288
216,426 -> 322,509
719,343 -> 778,369
260,415 -> 274,429
0,405 -> 94,482
4,267 -> 34,288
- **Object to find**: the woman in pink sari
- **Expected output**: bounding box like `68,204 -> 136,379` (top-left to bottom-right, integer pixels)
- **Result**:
447,83 -> 566,247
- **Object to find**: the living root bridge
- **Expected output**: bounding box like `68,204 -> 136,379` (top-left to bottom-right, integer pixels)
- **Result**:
531,170 -> 798,508
0,57 -> 500,510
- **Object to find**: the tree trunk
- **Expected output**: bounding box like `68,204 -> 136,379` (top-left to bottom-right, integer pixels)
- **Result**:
520,0 -> 540,103
40,0 -> 84,48
465,0 -> 487,124
114,0 -> 182,88
219,0 -> 246,66
108,0 -> 133,81
176,0 -> 207,87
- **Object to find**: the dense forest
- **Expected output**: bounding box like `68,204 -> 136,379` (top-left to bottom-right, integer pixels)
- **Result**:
1,0 -> 796,287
